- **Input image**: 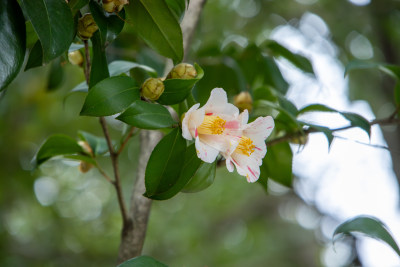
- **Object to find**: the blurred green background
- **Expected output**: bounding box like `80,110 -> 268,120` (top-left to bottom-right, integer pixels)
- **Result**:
2,0 -> 400,266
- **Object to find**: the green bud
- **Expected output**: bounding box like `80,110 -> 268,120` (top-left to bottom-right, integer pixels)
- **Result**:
167,63 -> 197,79
102,0 -> 129,13
68,50 -> 84,66
234,91 -> 253,112
78,14 -> 98,41
141,78 -> 165,101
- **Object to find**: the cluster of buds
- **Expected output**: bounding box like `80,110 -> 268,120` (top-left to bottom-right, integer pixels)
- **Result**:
234,91 -> 253,112
77,14 -> 98,40
167,63 -> 197,79
102,0 -> 129,13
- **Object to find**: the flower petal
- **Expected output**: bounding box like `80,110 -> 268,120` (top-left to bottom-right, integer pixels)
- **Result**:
226,158 -> 234,172
230,153 -> 261,183
204,88 -> 239,117
182,103 -> 203,140
238,109 -> 249,126
195,136 -> 219,163
244,116 -> 274,143
200,134 -> 240,156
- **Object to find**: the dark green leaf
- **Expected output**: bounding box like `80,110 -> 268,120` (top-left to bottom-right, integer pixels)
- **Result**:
333,215 -> 400,257
21,0 -> 74,63
117,101 -> 176,129
261,142 -> 293,187
117,256 -> 168,267
89,31 -> 110,88
69,0 -> 89,12
47,57 -> 64,91
264,40 -> 314,75
25,21 -> 38,48
182,161 -> 216,193
144,128 -> 187,197
298,104 -> 337,115
277,95 -> 298,116
80,76 -> 140,116
129,0 -> 183,62
89,1 -> 125,46
64,154 -> 97,165
0,0 -> 26,91
151,144 -> 202,200
25,41 -> 43,71
341,112 -> 371,138
78,131 -> 108,156
166,0 -> 187,22
252,86 -> 277,102
158,63 -> 204,105
263,56 -> 289,94
35,134 -> 84,166
305,123 -> 334,148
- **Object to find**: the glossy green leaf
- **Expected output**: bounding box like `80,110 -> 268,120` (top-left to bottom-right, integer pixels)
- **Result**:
25,41 -> 44,71
261,142 -> 293,187
298,104 -> 337,115
47,57 -> 64,91
264,40 -> 314,75
21,0 -> 74,63
166,0 -> 187,21
158,63 -> 204,105
117,101 -> 176,129
89,1 -> 125,47
117,255 -> 168,267
89,31 -> 110,88
78,131 -> 108,156
0,0 -> 26,91
345,60 -> 400,80
333,215 -> 400,257
182,161 -> 216,193
144,128 -> 187,198
129,0 -> 183,62
35,134 -> 84,166
151,144 -> 202,200
80,76 -> 140,116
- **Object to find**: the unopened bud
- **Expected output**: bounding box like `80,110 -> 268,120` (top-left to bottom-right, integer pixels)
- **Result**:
141,78 -> 165,101
78,14 -> 98,40
103,0 -> 129,13
290,134 -> 309,145
68,50 -> 84,66
167,63 -> 197,79
79,161 -> 93,173
234,91 -> 253,112
78,140 -> 93,156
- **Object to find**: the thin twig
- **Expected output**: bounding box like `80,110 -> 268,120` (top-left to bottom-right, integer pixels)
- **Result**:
117,127 -> 136,155
95,161 -> 114,184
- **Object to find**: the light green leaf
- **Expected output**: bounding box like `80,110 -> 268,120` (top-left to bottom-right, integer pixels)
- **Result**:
158,63 -> 204,105
0,0 -> 26,91
117,101 -> 176,129
129,0 -> 183,62
78,131 -> 108,156
144,128 -> 187,198
117,255 -> 168,267
261,142 -> 293,187
182,161 -> 216,193
80,76 -> 140,116
334,215 -> 400,257
21,0 -> 74,63
345,60 -> 400,80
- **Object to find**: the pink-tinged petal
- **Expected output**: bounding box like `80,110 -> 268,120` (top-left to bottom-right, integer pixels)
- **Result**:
238,109 -> 249,126
182,103 -> 200,140
230,153 -> 261,182
200,134 -> 240,156
195,136 -> 219,163
244,116 -> 274,143
226,158 -> 234,172
204,88 -> 239,117
250,141 -> 267,165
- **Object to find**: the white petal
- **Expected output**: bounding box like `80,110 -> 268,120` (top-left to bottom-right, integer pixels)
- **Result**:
238,109 -> 249,126
195,136 -> 219,163
251,140 -> 267,165
204,88 -> 239,117
182,103 -> 200,140
225,158 -> 234,172
244,116 -> 274,143
200,134 -> 240,156
231,153 -> 261,183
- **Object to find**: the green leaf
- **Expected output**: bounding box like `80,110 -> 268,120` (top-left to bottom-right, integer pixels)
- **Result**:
78,131 -> 108,156
341,112 -> 371,138
277,95 -> 298,116
47,57 -> 64,91
345,60 -> 400,80
64,154 -> 97,165
182,161 -> 216,193
69,0 -> 89,12
304,123 -> 334,148
261,142 -> 293,187
80,76 -> 140,117
144,128 -> 187,198
333,215 -> 400,257
129,0 -> 183,62
0,0 -> 26,91
158,63 -> 204,105
151,144 -> 202,200
25,41 -> 44,71
21,0 -> 74,63
35,134 -> 84,166
117,101 -> 176,129
166,0 -> 187,21
298,104 -> 337,115
89,1 -> 125,46
264,40 -> 314,75
263,56 -> 289,94
117,255 -> 168,267
89,31 -> 110,88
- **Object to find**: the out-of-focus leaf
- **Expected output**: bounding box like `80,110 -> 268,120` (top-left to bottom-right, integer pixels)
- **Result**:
117,100 -> 176,129
25,21 -> 38,48
166,0 -> 187,21
263,56 -> 289,94
69,0 -> 89,12
304,123 -> 334,148
252,86 -> 277,102
158,63 -> 204,105
341,112 -> 371,138
298,104 -> 336,115
394,83 -> 400,117
80,76 -> 140,116
69,43 -> 85,52
128,0 -> 183,62
264,40 -> 314,75
78,131 -> 108,156
35,134 -> 84,166
261,142 -> 292,187
345,60 -> 400,80
47,57 -> 64,91
64,154 -> 97,165
151,144 -> 202,200
117,255 -> 168,267
277,95 -> 298,116
0,0 -> 26,91
89,31 -> 110,88
333,215 -> 400,257
182,161 -> 216,193
21,0 -> 74,63
25,41 -> 43,71
144,128 -> 186,198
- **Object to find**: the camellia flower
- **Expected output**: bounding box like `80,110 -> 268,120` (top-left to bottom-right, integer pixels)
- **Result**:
182,88 -> 275,182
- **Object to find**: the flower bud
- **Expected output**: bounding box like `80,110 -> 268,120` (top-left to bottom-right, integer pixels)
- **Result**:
78,140 -> 93,156
103,0 -> 129,13
167,63 -> 197,79
77,14 -> 99,40
79,161 -> 93,173
234,91 -> 253,112
141,78 -> 165,101
68,50 -> 84,66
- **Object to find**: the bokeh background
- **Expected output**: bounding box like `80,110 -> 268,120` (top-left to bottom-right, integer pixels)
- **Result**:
2,0 -> 400,266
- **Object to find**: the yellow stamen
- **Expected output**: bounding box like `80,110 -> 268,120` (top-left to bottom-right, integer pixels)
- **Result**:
235,136 -> 255,156
197,116 -> 226,135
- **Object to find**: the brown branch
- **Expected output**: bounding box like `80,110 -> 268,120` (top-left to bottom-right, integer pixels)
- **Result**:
117,127 -> 136,155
